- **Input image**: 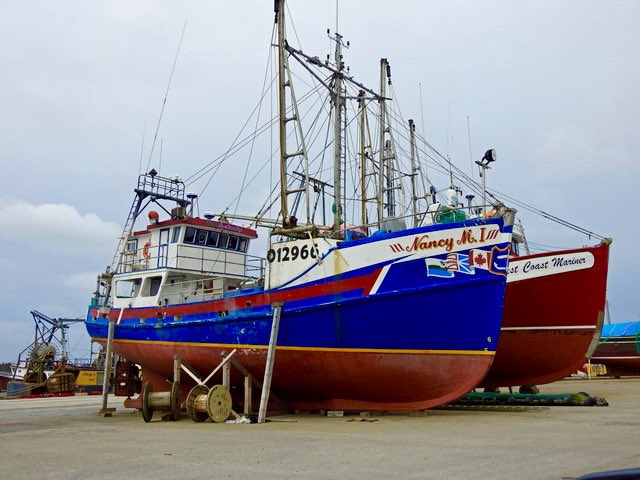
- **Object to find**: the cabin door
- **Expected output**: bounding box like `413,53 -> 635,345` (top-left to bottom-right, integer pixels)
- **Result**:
157,229 -> 170,268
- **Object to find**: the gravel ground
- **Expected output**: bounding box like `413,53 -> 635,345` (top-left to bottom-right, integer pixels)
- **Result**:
1,377 -> 638,480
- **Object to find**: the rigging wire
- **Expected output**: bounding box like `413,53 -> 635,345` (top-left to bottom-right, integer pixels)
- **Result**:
179,12 -> 607,243
230,22 -> 278,217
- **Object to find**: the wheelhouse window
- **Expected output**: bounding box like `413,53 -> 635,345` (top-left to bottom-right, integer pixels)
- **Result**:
141,276 -> 163,297
116,279 -> 141,298
184,227 -> 197,243
206,231 -> 219,247
217,234 -> 230,249
126,239 -> 138,252
228,236 -> 239,251
182,227 -> 249,253
171,227 -> 181,243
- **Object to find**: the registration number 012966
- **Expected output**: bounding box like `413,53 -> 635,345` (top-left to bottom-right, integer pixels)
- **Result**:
266,243 -> 318,263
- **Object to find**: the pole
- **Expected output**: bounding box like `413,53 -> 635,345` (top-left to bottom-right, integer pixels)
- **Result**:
482,165 -> 487,215
409,119 -> 418,227
359,90 -> 367,228
276,0 -> 289,225
258,303 -> 283,423
332,34 -> 344,232
377,58 -> 387,227
100,308 -> 123,415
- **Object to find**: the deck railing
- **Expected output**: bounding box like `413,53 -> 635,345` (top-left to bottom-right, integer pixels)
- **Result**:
116,245 -> 265,279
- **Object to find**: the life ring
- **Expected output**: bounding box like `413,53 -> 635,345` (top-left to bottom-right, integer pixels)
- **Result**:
485,208 -> 496,218
142,241 -> 152,259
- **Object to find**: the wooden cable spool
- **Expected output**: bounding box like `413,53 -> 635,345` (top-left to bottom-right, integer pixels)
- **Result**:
186,384 -> 232,423
186,385 -> 209,422
207,384 -> 233,423
141,381 -> 181,423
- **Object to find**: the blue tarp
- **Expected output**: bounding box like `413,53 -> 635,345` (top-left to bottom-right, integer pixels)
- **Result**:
601,321 -> 640,339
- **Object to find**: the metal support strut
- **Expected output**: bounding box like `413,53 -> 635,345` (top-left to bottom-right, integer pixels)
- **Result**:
258,303 -> 283,423
98,309 -> 121,417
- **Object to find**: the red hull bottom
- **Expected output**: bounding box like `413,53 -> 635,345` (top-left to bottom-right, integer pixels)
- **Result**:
107,340 -> 493,411
481,328 -> 597,388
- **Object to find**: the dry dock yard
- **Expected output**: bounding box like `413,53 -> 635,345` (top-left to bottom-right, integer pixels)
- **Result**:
1,378 -> 639,480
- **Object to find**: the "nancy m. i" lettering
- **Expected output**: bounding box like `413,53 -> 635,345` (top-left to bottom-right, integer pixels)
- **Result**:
389,227 -> 500,253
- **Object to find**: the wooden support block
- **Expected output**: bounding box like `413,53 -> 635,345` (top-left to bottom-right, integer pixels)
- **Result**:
223,362 -> 230,388
173,355 -> 181,383
244,374 -> 253,415
98,407 -> 116,417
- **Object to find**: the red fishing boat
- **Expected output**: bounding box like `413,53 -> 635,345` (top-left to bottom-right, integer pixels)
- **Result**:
480,238 -> 611,390
590,321 -> 640,376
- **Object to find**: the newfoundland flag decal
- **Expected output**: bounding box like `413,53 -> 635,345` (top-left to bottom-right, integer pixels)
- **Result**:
425,258 -> 455,278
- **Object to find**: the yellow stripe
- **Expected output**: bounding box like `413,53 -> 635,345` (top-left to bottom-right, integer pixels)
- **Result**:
93,337 -> 495,356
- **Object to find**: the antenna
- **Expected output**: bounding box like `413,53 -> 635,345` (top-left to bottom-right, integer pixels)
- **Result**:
418,83 -> 426,140
138,122 -> 146,176
467,115 -> 476,181
146,18 -> 188,173
446,104 -> 454,187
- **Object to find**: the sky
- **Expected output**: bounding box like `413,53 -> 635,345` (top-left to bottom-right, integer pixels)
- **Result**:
0,0 -> 638,361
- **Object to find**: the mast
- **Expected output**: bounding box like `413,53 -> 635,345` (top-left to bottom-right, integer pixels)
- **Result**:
276,0 -> 289,226
274,0 -> 311,233
409,119 -> 418,227
378,58 -> 395,223
332,33 -> 344,232
377,59 -> 386,227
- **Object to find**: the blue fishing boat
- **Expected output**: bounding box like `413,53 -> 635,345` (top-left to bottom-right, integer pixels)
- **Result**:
85,0 -> 514,412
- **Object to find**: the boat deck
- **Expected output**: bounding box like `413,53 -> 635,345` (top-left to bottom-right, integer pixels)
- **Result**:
0,377 -> 638,479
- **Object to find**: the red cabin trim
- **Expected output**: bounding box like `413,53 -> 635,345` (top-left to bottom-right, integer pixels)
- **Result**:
132,217 -> 258,238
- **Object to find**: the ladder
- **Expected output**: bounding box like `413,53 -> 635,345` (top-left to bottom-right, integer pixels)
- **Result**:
109,173 -> 190,273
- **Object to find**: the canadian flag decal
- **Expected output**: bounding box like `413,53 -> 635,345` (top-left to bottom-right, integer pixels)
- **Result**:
469,249 -> 491,268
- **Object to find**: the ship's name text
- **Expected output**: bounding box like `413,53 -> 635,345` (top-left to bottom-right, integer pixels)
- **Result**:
390,227 -> 500,254
508,255 -> 587,275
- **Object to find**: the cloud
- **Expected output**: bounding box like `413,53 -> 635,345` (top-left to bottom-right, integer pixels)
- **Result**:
0,201 -> 120,255
63,272 -> 99,297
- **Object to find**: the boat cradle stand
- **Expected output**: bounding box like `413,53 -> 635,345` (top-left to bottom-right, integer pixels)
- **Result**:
127,303 -> 290,423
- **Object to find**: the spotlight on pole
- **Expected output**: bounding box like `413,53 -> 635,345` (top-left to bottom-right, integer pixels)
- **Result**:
474,148 -> 496,216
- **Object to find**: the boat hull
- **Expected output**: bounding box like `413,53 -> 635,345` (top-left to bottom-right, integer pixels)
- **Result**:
480,242 -> 610,389
94,341 -> 493,411
591,321 -> 640,376
87,218 -> 512,410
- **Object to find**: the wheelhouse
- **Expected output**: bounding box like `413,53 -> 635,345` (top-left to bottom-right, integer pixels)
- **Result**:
105,213 -> 262,309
